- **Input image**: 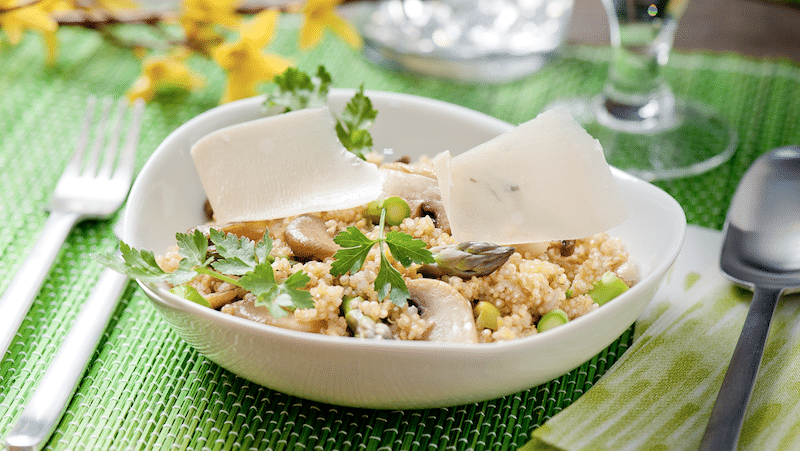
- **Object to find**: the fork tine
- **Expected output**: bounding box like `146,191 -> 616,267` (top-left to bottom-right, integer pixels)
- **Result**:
97,98 -> 130,179
111,98 -> 145,185
62,96 -> 98,178
81,97 -> 114,177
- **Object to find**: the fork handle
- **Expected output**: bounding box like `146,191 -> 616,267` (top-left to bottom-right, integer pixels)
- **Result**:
4,268 -> 129,451
0,210 -> 80,358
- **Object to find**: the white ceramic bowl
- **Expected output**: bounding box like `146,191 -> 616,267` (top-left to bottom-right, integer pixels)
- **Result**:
124,90 -> 686,409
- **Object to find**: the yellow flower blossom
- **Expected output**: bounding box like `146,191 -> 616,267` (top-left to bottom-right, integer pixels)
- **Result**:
179,0 -> 240,49
0,0 -> 59,62
180,0 -> 239,33
299,0 -> 362,50
127,50 -> 206,103
212,10 -> 292,103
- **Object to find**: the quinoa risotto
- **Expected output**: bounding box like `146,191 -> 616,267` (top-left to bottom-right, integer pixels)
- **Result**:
154,154 -> 637,344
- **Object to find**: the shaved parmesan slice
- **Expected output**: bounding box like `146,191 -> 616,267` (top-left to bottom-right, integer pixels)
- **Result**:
433,107 -> 630,244
191,107 -> 382,223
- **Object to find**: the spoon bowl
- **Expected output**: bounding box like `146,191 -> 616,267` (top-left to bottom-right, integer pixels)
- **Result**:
700,145 -> 800,450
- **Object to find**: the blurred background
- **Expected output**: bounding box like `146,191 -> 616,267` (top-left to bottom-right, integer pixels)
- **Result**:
568,0 -> 800,62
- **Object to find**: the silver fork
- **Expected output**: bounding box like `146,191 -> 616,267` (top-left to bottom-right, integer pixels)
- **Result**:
0,97 -> 145,358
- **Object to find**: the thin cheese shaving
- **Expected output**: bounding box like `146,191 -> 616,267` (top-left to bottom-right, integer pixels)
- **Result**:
434,107 -> 630,244
191,107 -> 381,223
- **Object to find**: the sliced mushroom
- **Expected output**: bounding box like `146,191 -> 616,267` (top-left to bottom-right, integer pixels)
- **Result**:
406,278 -> 479,343
379,167 -> 451,233
221,297 -> 326,333
284,215 -> 340,261
191,219 -> 284,242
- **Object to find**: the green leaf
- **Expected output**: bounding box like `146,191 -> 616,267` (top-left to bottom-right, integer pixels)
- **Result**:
276,271 -> 314,310
176,230 -> 209,265
264,66 -> 332,112
93,242 -> 197,285
384,231 -> 435,267
208,229 -> 275,275
330,216 -> 429,306
335,85 -> 377,159
375,252 -> 410,307
243,265 -> 313,318
175,230 -> 212,277
209,229 -> 257,275
255,232 -> 274,264
92,244 -> 166,283
236,262 -> 278,296
330,227 -> 377,276
96,227 -> 313,315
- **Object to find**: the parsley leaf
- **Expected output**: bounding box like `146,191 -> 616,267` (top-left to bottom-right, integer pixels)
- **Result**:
384,231 -> 435,267
95,228 -> 312,318
209,228 -> 274,275
235,264 -> 313,318
375,249 -> 410,306
93,242 -> 168,283
330,226 -> 375,276
174,229 -> 212,280
330,210 -> 434,306
335,85 -> 377,160
264,65 -> 332,112
262,67 -> 378,160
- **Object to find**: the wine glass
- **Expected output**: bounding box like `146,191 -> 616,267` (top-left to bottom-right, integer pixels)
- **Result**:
549,0 -> 737,181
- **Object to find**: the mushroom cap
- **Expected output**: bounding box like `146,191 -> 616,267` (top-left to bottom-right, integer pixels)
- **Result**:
407,278 -> 479,343
284,215 -> 341,261
191,219 -> 285,242
221,297 -> 327,333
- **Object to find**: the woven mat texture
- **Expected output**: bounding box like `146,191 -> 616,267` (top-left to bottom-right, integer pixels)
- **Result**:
1,17 -> 799,450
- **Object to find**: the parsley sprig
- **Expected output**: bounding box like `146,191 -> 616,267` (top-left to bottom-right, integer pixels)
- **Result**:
265,65 -> 331,112
335,85 -> 377,160
95,229 -> 312,317
330,209 -> 434,306
263,66 -> 378,160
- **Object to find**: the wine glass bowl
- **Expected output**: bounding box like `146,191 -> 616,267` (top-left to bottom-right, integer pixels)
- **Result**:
550,0 -> 737,181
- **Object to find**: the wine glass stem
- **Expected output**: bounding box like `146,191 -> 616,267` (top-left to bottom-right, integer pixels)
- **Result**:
598,0 -> 685,128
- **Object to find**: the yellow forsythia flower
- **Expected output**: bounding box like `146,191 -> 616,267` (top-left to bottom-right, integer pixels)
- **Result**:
0,0 -> 59,63
126,50 -> 206,102
180,0 -> 239,33
212,10 -> 292,103
299,0 -> 362,50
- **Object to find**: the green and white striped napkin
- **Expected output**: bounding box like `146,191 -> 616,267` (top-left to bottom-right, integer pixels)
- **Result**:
521,225 -> 800,450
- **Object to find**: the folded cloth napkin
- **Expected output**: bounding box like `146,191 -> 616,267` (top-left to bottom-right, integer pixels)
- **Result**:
521,225 -> 800,451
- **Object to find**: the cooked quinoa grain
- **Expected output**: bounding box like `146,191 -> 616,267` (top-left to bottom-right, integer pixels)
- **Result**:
158,157 -> 636,343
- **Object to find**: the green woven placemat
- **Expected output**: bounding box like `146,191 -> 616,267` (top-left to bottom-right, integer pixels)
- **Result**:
1,16 -> 799,450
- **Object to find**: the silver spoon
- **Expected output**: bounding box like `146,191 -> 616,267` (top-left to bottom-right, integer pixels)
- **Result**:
699,145 -> 800,450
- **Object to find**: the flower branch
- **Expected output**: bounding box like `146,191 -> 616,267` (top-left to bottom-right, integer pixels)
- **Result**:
0,0 -> 363,104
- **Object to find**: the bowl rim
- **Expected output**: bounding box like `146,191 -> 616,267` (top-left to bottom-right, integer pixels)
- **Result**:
127,90 -> 687,353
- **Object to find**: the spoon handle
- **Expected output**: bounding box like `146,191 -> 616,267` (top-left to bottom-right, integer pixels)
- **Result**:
699,286 -> 782,450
